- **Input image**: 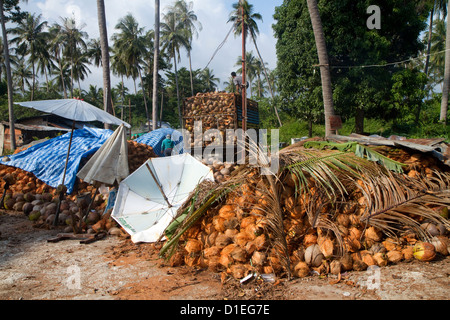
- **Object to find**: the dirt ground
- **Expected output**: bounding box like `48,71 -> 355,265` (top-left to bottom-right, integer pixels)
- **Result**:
0,210 -> 449,301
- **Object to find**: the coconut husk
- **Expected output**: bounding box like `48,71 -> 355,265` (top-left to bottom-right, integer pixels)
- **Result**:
230,246 -> 247,263
402,246 -> 414,260
203,246 -> 221,259
318,237 -> 334,258
185,239 -> 203,254
330,260 -> 342,275
215,233 -> 232,248
340,253 -> 353,271
251,251 -> 266,266
229,264 -> 247,279
371,252 -> 387,267
387,250 -> 403,264
293,261 -> 310,278
219,204 -> 236,220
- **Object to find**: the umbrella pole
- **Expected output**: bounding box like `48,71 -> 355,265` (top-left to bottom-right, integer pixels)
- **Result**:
53,121 -> 75,227
62,120 -> 76,186
145,163 -> 172,208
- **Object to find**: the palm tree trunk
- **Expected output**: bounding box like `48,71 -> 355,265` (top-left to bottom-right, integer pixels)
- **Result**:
31,61 -> 35,101
97,0 -> 113,129
138,68 -> 151,132
152,0 -> 160,131
57,52 -> 67,98
188,49 -> 194,96
306,0 -> 336,137
70,60 -> 74,98
0,0 -> 16,150
440,0 -> 450,125
173,52 -> 183,129
251,34 -> 282,127
425,7 -> 434,76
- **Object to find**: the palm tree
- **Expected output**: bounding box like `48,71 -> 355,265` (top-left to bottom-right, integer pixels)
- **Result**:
71,50 -> 91,92
0,0 -> 17,150
113,13 -> 151,131
36,33 -> 56,93
424,1 -> 447,76
440,0 -> 450,124
0,36 -> 18,82
228,0 -> 262,39
10,12 -> 48,101
55,16 -> 88,98
152,0 -> 160,131
235,51 -> 260,97
201,67 -> 219,92
171,0 -> 202,97
306,0 -> 336,137
49,23 -> 68,98
87,38 -> 102,67
429,19 -> 447,89
161,10 -> 189,128
13,56 -> 32,95
97,0 -> 113,127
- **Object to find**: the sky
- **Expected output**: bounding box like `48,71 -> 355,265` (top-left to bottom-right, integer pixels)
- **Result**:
19,0 -> 284,93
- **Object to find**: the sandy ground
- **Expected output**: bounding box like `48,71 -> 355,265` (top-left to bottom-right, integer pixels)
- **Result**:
0,210 -> 449,301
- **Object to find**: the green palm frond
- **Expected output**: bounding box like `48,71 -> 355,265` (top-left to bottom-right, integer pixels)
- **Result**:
303,141 -> 407,173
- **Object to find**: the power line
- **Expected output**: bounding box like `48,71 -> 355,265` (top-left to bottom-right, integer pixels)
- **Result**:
204,24 -> 235,70
312,48 -> 450,70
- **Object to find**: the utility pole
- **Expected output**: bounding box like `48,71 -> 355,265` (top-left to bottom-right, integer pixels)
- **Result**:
241,0 -> 247,133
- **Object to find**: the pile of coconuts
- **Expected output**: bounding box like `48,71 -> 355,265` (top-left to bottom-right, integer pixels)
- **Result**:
201,157 -> 240,183
163,147 -> 450,282
0,138 -> 159,233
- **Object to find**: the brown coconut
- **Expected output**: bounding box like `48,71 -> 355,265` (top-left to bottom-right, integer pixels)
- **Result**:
230,246 -> 247,262
229,264 -> 247,279
431,236 -> 449,256
413,241 -> 436,262
293,261 -> 310,278
340,253 -> 353,271
304,244 -> 324,267
373,252 -> 388,267
361,251 -> 377,266
387,250 -> 403,264
218,204 -> 236,220
330,260 -> 342,275
251,251 -> 266,266
215,233 -> 232,248
318,237 -> 334,258
402,246 -> 414,260
203,246 -> 221,259
364,226 -> 383,245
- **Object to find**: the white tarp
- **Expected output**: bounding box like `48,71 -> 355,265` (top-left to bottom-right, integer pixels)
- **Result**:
77,124 -> 129,186
112,153 -> 214,243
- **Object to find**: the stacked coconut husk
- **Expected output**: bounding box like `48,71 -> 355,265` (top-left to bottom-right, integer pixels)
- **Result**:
0,140 -> 157,232
161,144 -> 450,281
183,92 -> 239,149
127,140 -> 157,173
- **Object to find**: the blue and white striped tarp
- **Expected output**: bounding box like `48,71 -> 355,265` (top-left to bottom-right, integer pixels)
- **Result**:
134,128 -> 183,156
0,127 -> 113,194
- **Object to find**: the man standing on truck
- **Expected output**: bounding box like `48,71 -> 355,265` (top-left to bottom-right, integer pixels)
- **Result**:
231,72 -> 248,94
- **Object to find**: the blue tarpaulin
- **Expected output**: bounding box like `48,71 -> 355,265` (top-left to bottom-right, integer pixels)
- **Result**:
0,127 -> 113,194
135,128 -> 183,156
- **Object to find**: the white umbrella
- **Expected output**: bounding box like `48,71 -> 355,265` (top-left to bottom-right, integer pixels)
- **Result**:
15,99 -> 131,127
112,153 -> 214,243
15,98 -> 131,185
77,124 -> 129,186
